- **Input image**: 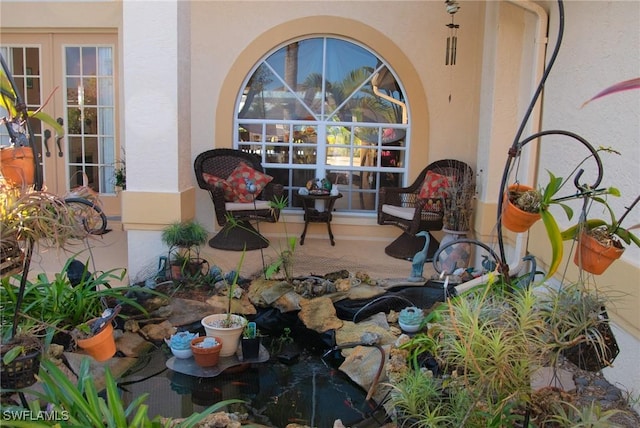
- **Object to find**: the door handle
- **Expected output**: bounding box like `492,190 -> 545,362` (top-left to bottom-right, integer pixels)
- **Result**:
56,117 -> 64,157
43,129 -> 52,157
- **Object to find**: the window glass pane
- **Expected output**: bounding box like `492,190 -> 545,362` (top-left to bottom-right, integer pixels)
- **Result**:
84,136 -> 98,162
98,77 -> 114,105
81,47 -> 97,76
235,37 -> 408,212
98,47 -> 113,75
98,107 -> 114,135
82,77 -> 97,105
66,47 -> 81,75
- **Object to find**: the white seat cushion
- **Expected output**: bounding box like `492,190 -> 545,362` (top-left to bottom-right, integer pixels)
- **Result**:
225,200 -> 272,211
381,204 -> 416,221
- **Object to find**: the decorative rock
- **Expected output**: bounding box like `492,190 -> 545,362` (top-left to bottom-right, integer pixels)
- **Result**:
531,366 -> 576,392
205,293 -> 256,315
140,296 -> 170,313
335,319 -> 396,354
298,297 -> 343,333
117,331 -> 154,357
338,345 -> 389,395
140,321 -> 176,342
335,278 -> 352,292
124,319 -> 140,333
272,291 -> 304,313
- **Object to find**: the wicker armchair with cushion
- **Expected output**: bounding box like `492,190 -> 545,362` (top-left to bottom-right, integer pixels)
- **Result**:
194,149 -> 284,250
377,159 -> 473,260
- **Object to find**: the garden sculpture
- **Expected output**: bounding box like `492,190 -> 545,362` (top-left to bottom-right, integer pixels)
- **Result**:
408,231 -> 431,282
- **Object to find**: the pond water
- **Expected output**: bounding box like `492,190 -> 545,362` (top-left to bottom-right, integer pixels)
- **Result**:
119,343 -> 388,427
118,283 -> 452,427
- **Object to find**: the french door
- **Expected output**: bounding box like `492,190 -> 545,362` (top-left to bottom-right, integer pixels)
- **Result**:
1,33 -> 121,217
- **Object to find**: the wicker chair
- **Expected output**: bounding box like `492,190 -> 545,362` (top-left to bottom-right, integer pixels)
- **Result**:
194,149 -> 284,250
377,159 -> 474,260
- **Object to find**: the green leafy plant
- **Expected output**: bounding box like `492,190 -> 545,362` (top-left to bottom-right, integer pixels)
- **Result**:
226,195 -> 297,281
113,159 -> 126,190
3,358 -> 243,428
1,257 -> 157,340
161,220 -> 209,278
537,282 -> 616,369
0,189 -> 83,249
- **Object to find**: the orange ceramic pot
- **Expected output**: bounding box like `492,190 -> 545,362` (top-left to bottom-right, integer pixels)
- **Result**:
574,231 -> 624,275
190,336 -> 223,367
0,146 -> 35,186
501,184 -> 541,232
76,321 -> 116,362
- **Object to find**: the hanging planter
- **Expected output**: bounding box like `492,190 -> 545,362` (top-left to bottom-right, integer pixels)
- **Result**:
562,310 -> 620,371
573,231 -> 625,275
1,233 -> 24,278
0,337 -> 42,390
501,184 -> 541,232
0,146 -> 35,187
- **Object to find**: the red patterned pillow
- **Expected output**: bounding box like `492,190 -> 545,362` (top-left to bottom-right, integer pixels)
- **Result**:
226,162 -> 273,203
202,173 -> 236,202
418,171 -> 451,199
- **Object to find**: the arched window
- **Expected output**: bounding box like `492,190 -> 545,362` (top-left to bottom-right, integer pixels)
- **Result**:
235,37 -> 408,213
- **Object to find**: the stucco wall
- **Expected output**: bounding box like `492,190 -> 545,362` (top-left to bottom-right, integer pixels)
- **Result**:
189,0 -> 486,229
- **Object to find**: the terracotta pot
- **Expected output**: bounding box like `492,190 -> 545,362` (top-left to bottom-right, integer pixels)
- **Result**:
574,231 -> 624,275
0,146 -> 35,186
201,314 -> 246,357
501,184 -> 541,232
76,321 -> 116,362
190,336 -> 222,367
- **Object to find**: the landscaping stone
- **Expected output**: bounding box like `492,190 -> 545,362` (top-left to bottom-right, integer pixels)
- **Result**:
164,297 -> 219,326
298,296 -> 343,333
272,291 -> 304,313
531,366 -> 576,392
205,293 -> 257,315
338,344 -> 390,401
63,351 -> 137,390
140,320 -> 176,342
117,331 -> 154,357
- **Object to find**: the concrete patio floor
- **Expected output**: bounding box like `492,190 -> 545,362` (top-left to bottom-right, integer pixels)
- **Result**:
25,226 -> 436,286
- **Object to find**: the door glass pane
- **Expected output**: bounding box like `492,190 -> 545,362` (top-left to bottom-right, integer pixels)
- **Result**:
64,44 -> 116,193
0,45 -> 45,176
235,37 -> 409,213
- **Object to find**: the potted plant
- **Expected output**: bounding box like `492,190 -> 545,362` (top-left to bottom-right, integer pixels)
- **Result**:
1,257 -> 153,354
561,192 -> 639,275
201,250 -> 247,357
398,306 -> 425,333
161,220 -> 209,280
190,336 -> 223,367
165,331 -> 199,359
0,325 -> 43,390
71,317 -> 117,362
240,321 -> 261,360
538,283 -> 619,371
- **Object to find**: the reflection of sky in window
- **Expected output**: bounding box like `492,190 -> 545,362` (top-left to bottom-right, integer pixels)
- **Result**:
265,38 -> 380,91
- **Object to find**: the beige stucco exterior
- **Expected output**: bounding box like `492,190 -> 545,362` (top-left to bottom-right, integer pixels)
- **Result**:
2,0 -> 639,402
